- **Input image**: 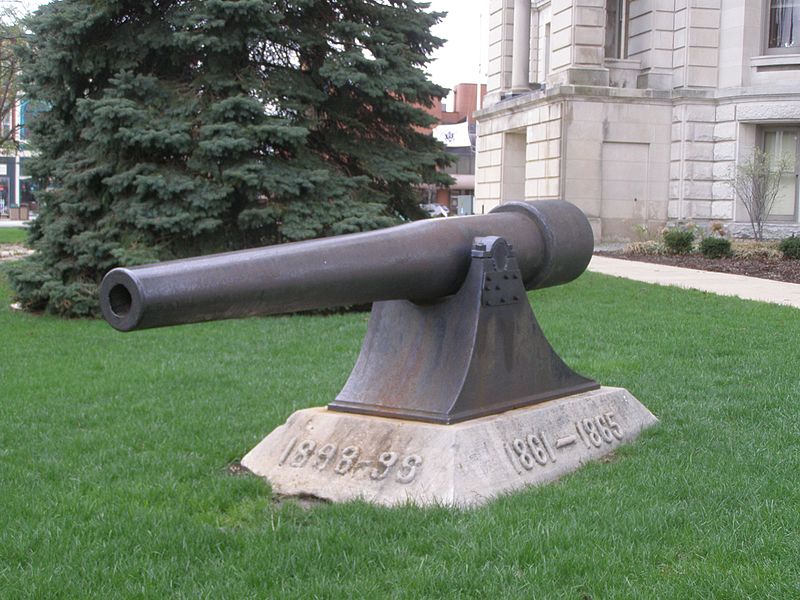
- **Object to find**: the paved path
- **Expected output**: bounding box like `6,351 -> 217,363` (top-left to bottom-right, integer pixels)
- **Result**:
588,255 -> 800,309
0,219 -> 29,228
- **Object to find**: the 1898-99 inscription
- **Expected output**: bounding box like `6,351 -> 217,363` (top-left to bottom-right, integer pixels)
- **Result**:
278,436 -> 423,484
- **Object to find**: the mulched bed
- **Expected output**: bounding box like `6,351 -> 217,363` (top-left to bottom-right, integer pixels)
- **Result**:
596,251 -> 800,285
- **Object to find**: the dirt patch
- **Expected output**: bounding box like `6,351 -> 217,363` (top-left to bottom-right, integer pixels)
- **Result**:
226,460 -> 328,509
596,251 -> 800,285
272,493 -> 331,510
227,460 -> 251,476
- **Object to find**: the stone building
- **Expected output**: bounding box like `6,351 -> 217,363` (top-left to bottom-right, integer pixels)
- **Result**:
474,0 -> 800,240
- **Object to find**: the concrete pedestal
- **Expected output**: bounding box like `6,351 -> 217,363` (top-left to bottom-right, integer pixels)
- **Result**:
242,387 -> 658,507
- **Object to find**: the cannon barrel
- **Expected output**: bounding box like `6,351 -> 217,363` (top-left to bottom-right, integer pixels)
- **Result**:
99,200 -> 593,332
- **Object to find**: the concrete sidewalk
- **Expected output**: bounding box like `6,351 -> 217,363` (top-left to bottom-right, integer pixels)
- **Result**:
0,219 -> 30,228
588,255 -> 800,309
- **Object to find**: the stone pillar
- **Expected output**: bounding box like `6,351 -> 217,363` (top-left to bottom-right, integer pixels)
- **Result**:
511,0 -> 531,94
529,9 -> 539,85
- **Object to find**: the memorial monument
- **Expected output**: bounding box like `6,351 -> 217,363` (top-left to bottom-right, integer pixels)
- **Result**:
100,200 -> 657,506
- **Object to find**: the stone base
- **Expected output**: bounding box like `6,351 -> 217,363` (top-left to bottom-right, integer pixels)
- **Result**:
548,67 -> 610,87
241,387 -> 658,507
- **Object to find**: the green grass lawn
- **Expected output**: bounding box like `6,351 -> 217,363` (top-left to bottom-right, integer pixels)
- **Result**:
1,268 -> 798,599
0,227 -> 28,245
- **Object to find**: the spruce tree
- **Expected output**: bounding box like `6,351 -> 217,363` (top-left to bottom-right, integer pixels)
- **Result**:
9,0 -> 451,316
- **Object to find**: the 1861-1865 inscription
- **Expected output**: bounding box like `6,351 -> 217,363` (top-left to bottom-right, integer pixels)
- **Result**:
503,412 -> 624,474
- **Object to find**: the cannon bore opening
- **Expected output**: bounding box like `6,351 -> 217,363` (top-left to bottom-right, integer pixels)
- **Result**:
108,284 -> 132,318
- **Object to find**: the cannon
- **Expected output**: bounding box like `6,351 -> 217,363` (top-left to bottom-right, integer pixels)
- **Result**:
100,200 -> 599,424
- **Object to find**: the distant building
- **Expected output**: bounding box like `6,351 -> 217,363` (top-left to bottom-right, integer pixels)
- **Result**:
0,99 -> 36,218
475,0 -> 800,240
422,83 -> 487,216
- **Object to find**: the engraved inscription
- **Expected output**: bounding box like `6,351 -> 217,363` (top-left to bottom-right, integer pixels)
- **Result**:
277,436 -> 297,466
370,451 -> 398,480
279,437 -> 422,484
555,434 -> 576,449
314,443 -> 337,471
334,446 -> 360,475
508,430 -> 557,471
290,439 -> 316,467
504,412 -> 624,472
575,413 -> 623,449
396,455 -> 423,484
503,442 -> 524,475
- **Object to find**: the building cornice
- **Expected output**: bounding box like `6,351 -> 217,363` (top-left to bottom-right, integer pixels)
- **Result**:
476,85 -> 675,120
477,84 -> 800,121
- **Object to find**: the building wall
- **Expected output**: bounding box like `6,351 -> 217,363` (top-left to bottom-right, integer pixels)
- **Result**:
564,96 -> 672,239
487,0 -> 514,104
476,0 -> 800,240
475,95 -> 563,213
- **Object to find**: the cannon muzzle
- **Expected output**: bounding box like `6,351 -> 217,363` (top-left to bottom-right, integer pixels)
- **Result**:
100,200 -> 593,332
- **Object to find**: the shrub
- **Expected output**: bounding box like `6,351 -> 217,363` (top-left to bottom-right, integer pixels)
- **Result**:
8,1 -> 447,318
624,240 -> 665,256
631,223 -> 656,242
731,241 -> 782,260
699,237 -> 732,259
709,221 -> 727,238
779,236 -> 800,260
662,227 -> 695,254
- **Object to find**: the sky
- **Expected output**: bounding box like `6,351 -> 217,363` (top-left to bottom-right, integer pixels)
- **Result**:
2,0 -> 42,13
11,0 -> 487,91
424,1 -> 486,90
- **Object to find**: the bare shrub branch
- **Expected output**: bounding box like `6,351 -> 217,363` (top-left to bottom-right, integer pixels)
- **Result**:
729,147 -> 791,241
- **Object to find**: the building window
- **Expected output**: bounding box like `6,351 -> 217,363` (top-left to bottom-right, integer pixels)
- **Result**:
543,23 -> 551,78
764,128 -> 799,221
0,111 -> 11,138
443,150 -> 475,175
605,0 -> 629,59
767,0 -> 799,52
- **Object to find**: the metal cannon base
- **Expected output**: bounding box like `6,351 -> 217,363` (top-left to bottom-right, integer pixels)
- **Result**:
241,387 -> 659,507
329,235 -> 598,424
